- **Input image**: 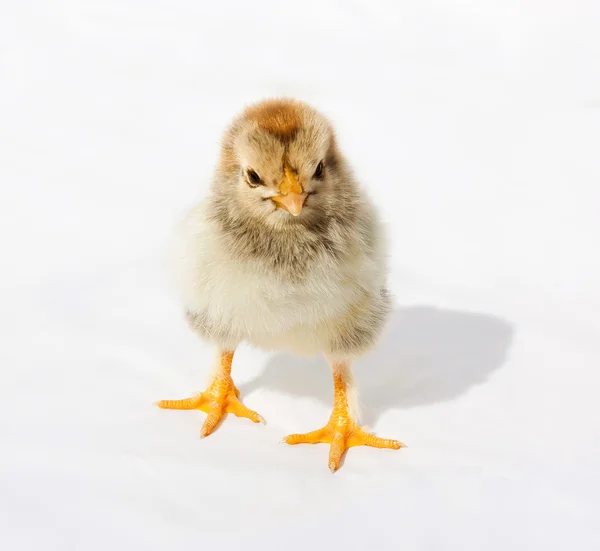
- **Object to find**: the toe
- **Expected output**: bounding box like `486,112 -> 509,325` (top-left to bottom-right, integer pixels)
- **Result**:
348,429 -> 405,449
328,432 -> 346,472
200,407 -> 223,438
227,398 -> 264,424
156,396 -> 201,410
283,428 -> 326,445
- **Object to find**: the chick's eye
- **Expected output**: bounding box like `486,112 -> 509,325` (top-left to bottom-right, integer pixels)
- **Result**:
246,168 -> 263,187
313,160 -> 324,180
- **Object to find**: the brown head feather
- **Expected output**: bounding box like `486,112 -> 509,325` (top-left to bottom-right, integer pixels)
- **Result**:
243,98 -> 303,142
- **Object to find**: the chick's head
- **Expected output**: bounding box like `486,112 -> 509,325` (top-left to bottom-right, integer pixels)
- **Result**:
217,98 -> 344,226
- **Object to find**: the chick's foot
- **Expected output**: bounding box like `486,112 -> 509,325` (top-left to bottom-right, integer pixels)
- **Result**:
157,372 -> 264,437
282,371 -> 405,472
283,418 -> 404,472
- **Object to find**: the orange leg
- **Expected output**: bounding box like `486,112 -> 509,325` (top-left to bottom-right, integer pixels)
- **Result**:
156,350 -> 264,437
283,362 -> 405,472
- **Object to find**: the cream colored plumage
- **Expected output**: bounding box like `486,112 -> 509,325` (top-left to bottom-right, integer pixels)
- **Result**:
159,98 -> 404,471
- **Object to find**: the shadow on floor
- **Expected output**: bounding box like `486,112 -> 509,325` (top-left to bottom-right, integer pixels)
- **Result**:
239,306 -> 514,426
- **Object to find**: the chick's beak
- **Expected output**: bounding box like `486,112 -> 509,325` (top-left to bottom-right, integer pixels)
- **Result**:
272,192 -> 306,216
272,164 -> 307,216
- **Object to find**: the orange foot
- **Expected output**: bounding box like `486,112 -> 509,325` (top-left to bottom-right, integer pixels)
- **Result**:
282,370 -> 405,472
283,418 -> 404,472
157,353 -> 264,437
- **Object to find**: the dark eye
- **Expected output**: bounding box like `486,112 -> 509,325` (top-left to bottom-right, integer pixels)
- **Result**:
246,168 -> 263,187
313,160 -> 324,180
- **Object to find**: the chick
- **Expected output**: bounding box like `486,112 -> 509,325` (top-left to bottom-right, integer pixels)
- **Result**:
158,98 -> 404,471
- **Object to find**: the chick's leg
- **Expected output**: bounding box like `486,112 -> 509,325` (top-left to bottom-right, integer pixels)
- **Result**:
157,350 -> 264,437
283,361 -> 404,472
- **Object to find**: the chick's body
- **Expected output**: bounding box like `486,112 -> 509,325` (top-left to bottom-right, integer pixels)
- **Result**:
174,176 -> 390,358
160,98 -> 403,471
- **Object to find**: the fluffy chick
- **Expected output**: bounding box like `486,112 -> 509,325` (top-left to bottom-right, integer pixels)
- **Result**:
158,98 -> 404,472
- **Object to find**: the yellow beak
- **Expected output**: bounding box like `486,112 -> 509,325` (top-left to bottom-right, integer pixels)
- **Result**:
272,163 -> 307,216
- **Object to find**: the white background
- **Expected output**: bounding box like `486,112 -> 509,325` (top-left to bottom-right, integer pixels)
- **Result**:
1,1 -> 599,549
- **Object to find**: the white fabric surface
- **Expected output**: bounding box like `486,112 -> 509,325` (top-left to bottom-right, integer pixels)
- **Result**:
1,2 -> 599,549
